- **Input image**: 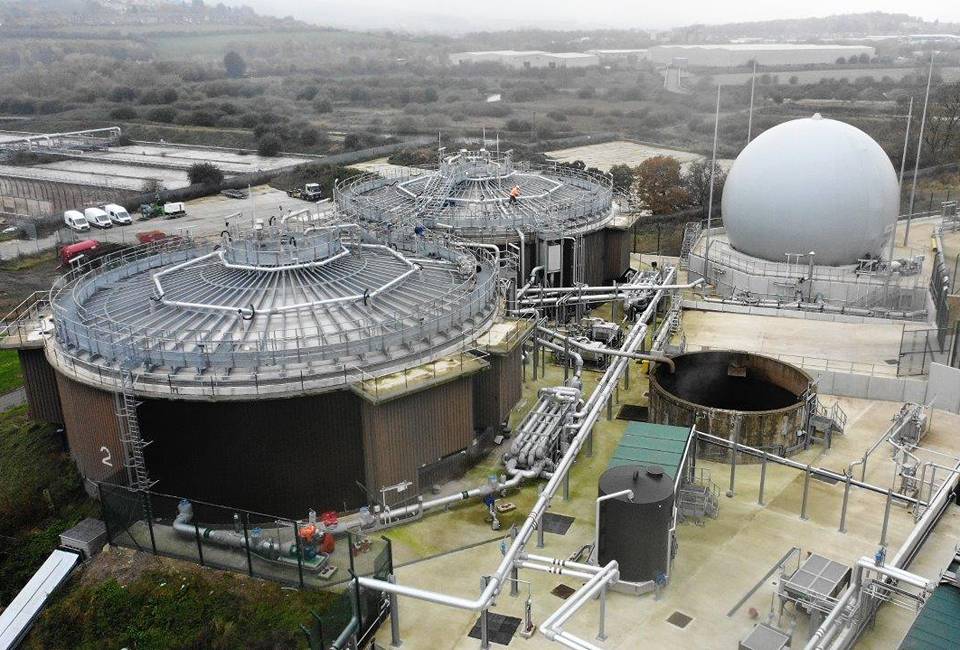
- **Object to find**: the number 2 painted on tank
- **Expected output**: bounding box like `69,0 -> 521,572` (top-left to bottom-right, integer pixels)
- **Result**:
100,446 -> 113,467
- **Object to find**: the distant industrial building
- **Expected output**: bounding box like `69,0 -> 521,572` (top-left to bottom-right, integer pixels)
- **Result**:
648,43 -> 876,67
449,50 -> 600,69
585,49 -> 649,66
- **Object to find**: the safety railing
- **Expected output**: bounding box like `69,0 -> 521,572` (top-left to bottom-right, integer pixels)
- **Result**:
47,234 -> 500,389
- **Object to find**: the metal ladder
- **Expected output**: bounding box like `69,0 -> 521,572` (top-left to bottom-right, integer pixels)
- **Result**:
116,372 -> 156,491
679,221 -> 702,267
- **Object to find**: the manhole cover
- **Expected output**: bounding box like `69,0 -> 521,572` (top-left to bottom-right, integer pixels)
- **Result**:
541,512 -> 575,535
617,404 -> 649,421
667,611 -> 693,629
468,613 -> 522,646
551,584 -> 576,599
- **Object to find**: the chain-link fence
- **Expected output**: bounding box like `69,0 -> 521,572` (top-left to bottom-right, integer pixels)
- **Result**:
98,483 -> 392,649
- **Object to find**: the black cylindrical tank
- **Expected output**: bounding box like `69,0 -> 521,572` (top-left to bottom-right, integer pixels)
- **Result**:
597,464 -> 674,583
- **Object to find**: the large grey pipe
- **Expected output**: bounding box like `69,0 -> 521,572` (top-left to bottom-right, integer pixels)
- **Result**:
537,325 -> 675,373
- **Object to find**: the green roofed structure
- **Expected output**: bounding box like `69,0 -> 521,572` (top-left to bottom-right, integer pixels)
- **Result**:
608,421 -> 694,482
899,555 -> 960,649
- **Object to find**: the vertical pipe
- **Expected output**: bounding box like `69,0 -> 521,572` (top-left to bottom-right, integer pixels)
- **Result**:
800,464 -> 811,520
839,473 -> 851,533
563,470 -> 570,501
586,428 -> 593,457
532,341 -> 539,381
607,394 -> 613,421
563,337 -> 570,382
293,521 -> 305,588
728,421 -> 738,496
388,574 -> 402,647
624,364 -> 630,390
194,521 -> 205,566
597,583 -> 608,641
510,565 -> 519,597
889,97 -> 914,263
880,488 -> 893,546
758,452 -> 767,505
537,513 -> 545,549
480,608 -> 490,649
905,52 -> 935,246
242,512 -> 254,577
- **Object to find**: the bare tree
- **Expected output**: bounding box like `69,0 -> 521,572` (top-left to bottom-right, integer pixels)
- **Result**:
924,82 -> 960,165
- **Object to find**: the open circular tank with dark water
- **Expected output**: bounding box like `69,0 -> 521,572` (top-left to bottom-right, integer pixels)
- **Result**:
649,350 -> 813,458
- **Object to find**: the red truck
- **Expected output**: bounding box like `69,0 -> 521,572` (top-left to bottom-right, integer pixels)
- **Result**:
59,239 -> 99,266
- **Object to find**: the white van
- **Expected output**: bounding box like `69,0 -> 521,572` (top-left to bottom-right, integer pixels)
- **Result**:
103,203 -> 132,225
63,210 -> 90,232
83,207 -> 112,229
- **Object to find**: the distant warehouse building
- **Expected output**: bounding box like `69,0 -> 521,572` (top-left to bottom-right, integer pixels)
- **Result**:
449,50 -> 600,69
586,49 -> 650,66
648,44 -> 876,67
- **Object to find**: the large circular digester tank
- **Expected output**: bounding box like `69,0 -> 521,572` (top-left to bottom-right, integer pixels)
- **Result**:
597,464 -> 674,583
721,114 -> 899,266
648,350 -> 813,459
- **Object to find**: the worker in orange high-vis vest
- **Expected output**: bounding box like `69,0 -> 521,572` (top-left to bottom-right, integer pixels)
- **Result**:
509,185 -> 521,204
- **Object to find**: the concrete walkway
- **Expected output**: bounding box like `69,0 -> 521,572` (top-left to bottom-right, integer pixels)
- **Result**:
0,387 -> 26,411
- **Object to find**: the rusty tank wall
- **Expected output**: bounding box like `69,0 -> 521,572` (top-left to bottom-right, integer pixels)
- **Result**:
603,228 -> 632,283
18,348 -> 63,424
55,372 -> 125,486
361,375 -> 475,495
649,351 -> 813,458
473,345 -> 523,432
138,390 -> 366,519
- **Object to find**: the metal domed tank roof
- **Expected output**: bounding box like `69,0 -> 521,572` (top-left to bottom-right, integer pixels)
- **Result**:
720,114 -> 899,266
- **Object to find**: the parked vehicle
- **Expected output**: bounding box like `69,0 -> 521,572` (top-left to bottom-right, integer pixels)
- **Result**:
103,203 -> 132,225
163,202 -> 186,218
136,230 -> 171,244
221,188 -> 248,199
287,183 -> 322,201
59,239 -> 99,266
140,201 -> 162,219
63,210 -> 90,232
84,207 -> 112,229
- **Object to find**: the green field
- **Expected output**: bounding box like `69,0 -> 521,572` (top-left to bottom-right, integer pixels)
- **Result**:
0,349 -> 23,394
0,405 -> 97,605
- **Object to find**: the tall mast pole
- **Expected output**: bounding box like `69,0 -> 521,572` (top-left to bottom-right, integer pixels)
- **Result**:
747,60 -> 757,144
888,96 -> 913,262
904,52 -> 934,246
705,84 -> 722,275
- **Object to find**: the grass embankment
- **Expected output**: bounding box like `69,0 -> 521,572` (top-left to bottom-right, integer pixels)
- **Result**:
0,405 -> 97,605
27,561 -> 337,650
0,349 -> 23,394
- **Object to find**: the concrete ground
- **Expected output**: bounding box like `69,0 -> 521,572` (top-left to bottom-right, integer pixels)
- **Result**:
351,157 -> 424,176
545,140 -> 733,173
34,185 -> 326,251
375,360 -> 960,649
681,310 -> 912,375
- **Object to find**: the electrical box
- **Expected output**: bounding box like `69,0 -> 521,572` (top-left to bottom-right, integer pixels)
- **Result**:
547,244 -> 562,273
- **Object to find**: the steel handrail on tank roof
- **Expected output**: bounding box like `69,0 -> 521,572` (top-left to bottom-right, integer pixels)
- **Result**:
47,233 -> 500,390
333,157 -> 614,238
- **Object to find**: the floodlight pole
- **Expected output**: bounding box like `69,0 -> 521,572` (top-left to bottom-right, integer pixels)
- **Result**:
704,84 -> 722,277
904,52 -> 935,246
747,61 -> 757,144
888,96 -> 913,263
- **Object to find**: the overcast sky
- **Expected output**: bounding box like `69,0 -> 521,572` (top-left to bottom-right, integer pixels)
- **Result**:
234,1 -> 960,32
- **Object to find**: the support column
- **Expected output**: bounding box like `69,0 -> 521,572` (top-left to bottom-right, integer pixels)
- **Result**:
880,489 -> 893,546
758,452 -> 767,506
388,574 -> 402,647
597,583 -> 608,641
800,464 -> 811,520
480,608 -> 489,650
839,473 -> 851,533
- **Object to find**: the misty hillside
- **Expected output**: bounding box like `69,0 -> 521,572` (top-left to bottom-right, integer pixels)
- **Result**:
671,12 -> 960,41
